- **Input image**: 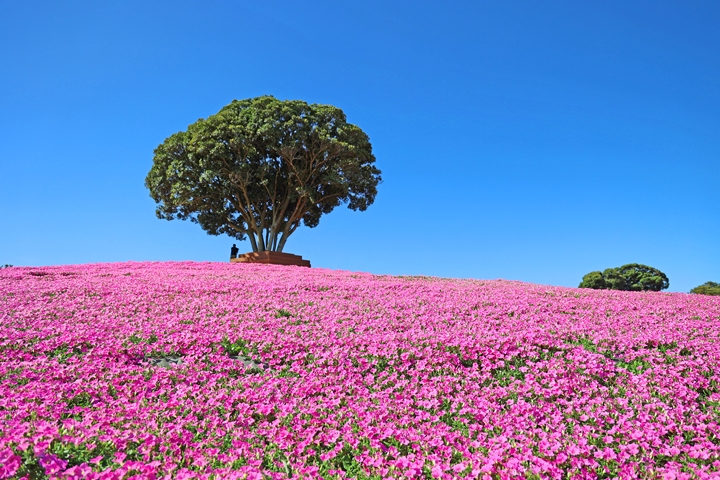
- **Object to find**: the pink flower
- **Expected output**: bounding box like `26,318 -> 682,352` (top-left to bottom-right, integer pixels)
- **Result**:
0,448 -> 22,478
431,464 -> 444,478
38,453 -> 68,475
61,463 -> 93,479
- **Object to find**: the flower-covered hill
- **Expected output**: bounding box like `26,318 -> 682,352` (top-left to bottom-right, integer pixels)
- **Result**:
1,262 -> 720,479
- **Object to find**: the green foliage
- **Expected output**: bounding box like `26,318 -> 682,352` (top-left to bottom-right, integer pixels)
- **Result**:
145,95 -> 382,253
615,264 -> 669,291
690,281 -> 720,296
565,334 -> 598,353
221,337 -> 257,357
578,271 -> 606,289
127,333 -> 158,345
0,264 -> 12,268
65,392 -> 93,409
615,357 -> 653,374
45,343 -> 91,363
579,263 -> 669,292
601,267 -> 627,291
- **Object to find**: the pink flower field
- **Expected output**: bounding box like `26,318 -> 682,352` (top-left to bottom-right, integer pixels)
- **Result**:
2,262 -> 720,479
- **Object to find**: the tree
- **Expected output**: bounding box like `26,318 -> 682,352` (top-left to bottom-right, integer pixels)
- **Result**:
690,281 -> 720,296
578,263 -> 669,292
615,264 -> 669,291
145,96 -> 382,253
599,267 -> 627,291
578,271 -> 606,289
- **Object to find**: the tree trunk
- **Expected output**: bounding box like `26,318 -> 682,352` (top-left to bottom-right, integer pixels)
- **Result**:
248,232 -> 259,253
276,228 -> 292,252
270,229 -> 279,251
256,227 -> 266,251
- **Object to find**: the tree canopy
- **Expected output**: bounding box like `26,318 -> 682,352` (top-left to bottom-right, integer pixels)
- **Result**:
579,263 -> 669,292
690,281 -> 720,296
145,96 -> 382,252
577,271 -> 607,290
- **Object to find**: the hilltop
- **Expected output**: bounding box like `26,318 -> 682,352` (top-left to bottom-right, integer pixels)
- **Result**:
1,262 -> 719,479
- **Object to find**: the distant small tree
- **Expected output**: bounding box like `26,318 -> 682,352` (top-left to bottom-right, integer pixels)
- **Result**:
578,271 -> 606,289
579,263 -> 669,292
0,264 -> 12,269
601,267 -> 627,291
690,281 -> 720,296
615,264 -> 669,291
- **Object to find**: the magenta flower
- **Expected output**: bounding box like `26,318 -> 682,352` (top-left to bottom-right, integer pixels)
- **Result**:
0,448 -> 21,478
37,452 -> 68,475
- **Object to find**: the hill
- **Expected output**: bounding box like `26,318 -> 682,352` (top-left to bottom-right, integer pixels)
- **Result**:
1,262 -> 719,478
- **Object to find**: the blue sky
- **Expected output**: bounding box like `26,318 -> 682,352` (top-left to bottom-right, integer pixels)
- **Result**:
1,1 -> 718,292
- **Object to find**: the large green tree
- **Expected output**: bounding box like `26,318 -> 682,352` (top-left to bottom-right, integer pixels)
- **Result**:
690,281 -> 720,296
579,263 -> 669,292
145,96 -> 382,252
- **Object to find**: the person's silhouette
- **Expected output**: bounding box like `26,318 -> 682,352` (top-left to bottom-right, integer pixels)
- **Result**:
230,244 -> 239,259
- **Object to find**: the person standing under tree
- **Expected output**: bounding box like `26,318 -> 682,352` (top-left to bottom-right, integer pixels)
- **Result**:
230,244 -> 239,259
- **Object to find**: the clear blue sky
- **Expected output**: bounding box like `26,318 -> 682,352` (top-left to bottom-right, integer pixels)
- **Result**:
1,1 -> 718,292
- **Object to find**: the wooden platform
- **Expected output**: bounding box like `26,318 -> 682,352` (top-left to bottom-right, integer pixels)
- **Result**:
230,251 -> 311,267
